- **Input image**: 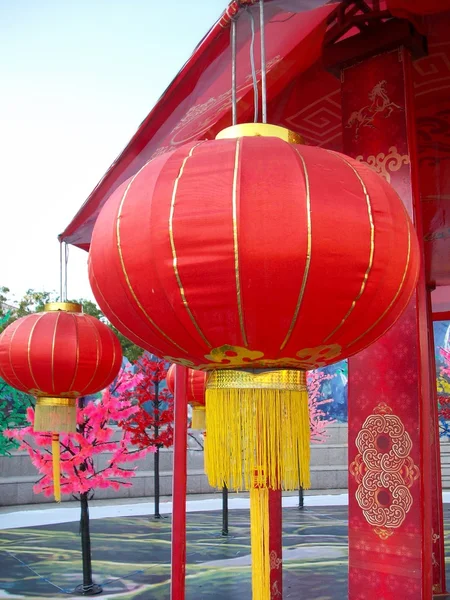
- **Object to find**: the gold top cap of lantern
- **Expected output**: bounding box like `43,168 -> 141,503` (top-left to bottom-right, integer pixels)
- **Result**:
43,302 -> 82,313
216,123 -> 304,144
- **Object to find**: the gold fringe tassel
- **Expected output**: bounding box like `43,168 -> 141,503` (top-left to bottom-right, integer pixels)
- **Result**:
191,406 -> 206,431
34,397 -> 77,433
250,487 -> 270,600
205,370 -> 310,491
51,433 -> 61,502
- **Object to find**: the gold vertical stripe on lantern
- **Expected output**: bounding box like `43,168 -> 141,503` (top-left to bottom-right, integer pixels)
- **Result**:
205,369 -> 309,600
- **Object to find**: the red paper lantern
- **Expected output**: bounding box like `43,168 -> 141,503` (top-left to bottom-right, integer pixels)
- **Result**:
0,302 -> 122,501
0,302 -> 122,402
89,123 -> 419,372
88,122 -> 420,598
167,364 -> 206,430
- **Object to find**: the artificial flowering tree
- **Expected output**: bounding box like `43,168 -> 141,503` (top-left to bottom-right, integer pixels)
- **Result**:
295,369 -> 337,508
437,347 -> 450,438
120,354 -> 174,518
5,369 -> 153,596
307,369 -> 336,443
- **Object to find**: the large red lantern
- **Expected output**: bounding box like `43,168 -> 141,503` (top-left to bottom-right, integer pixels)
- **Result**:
0,302 -> 122,500
166,364 -> 206,430
88,123 -> 420,597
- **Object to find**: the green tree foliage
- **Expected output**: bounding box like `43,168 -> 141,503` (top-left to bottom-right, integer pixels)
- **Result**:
0,287 -> 143,363
71,298 -> 144,362
0,287 -> 51,332
0,311 -> 34,455
0,379 -> 34,455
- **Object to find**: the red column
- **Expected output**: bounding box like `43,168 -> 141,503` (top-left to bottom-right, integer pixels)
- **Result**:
342,48 -> 443,599
268,489 -> 283,599
170,365 -> 188,600
426,290 -> 447,596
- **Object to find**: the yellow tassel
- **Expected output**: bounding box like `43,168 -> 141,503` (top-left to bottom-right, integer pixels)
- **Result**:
51,433 -> 61,502
191,406 -> 206,431
205,369 -> 310,491
34,397 -> 77,433
250,486 -> 270,600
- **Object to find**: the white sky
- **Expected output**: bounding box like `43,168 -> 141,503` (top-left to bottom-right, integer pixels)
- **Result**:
0,0 -> 226,305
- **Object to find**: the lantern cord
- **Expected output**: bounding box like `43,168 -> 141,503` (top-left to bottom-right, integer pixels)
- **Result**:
259,0 -> 267,123
64,243 -> 69,302
59,241 -> 63,303
58,241 -> 69,302
231,15 -> 237,126
246,7 -> 259,123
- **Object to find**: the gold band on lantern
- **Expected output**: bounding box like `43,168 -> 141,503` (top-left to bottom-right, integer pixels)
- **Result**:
206,369 -> 306,391
44,302 -> 82,313
215,123 -> 304,145
36,397 -> 77,407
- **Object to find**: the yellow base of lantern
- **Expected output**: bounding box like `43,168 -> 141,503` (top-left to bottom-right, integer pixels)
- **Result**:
51,433 -> 61,503
204,369 -> 311,491
250,486 -> 270,600
191,406 -> 206,431
34,397 -> 77,433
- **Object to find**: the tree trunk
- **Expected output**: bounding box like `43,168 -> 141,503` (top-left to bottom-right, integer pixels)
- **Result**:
222,484 -> 229,536
74,397 -> 101,595
154,381 -> 161,518
75,492 -> 102,595
299,486 -> 304,509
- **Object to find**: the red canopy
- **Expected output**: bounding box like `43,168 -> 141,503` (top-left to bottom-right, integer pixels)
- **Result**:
60,0 -> 450,302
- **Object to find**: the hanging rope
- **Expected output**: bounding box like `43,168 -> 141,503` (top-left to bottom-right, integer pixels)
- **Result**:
59,241 -> 64,302
259,0 -> 267,123
246,7 -> 259,123
231,16 -> 238,126
64,243 -> 69,302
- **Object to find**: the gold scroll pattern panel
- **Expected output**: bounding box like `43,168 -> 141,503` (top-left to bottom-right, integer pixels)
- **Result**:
349,402 -> 420,540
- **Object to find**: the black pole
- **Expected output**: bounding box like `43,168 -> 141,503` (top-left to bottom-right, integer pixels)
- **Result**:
299,486 -> 304,510
222,484 -> 229,536
81,493 -> 94,588
74,397 -> 101,595
154,380 -> 161,519
76,493 -> 101,594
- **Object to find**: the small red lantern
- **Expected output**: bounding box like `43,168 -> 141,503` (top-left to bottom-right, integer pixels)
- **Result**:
166,364 -> 206,430
0,302 -> 122,500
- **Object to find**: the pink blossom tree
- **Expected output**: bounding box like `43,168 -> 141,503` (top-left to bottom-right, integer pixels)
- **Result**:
293,369 -> 336,508
307,369 -> 336,443
5,366 -> 154,595
119,355 -> 174,519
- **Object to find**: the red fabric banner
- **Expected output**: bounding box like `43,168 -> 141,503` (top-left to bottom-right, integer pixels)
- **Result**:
343,48 -> 443,598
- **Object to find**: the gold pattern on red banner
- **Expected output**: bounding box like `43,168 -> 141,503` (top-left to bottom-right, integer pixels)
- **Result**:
355,146 -> 410,183
349,402 -> 420,540
346,80 -> 403,140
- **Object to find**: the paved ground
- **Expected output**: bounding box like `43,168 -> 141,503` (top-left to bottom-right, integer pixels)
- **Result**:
0,498 -> 448,599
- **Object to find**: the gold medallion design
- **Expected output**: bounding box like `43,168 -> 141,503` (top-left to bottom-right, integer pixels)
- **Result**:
166,343 -> 342,371
349,402 -> 420,539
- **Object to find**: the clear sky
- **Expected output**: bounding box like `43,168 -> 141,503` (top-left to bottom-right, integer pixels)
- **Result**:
0,0 -> 227,305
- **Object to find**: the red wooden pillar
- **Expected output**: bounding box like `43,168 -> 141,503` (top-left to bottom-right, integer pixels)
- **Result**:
340,47 -> 445,599
170,365 -> 188,600
268,489 -> 283,599
426,289 -> 447,596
